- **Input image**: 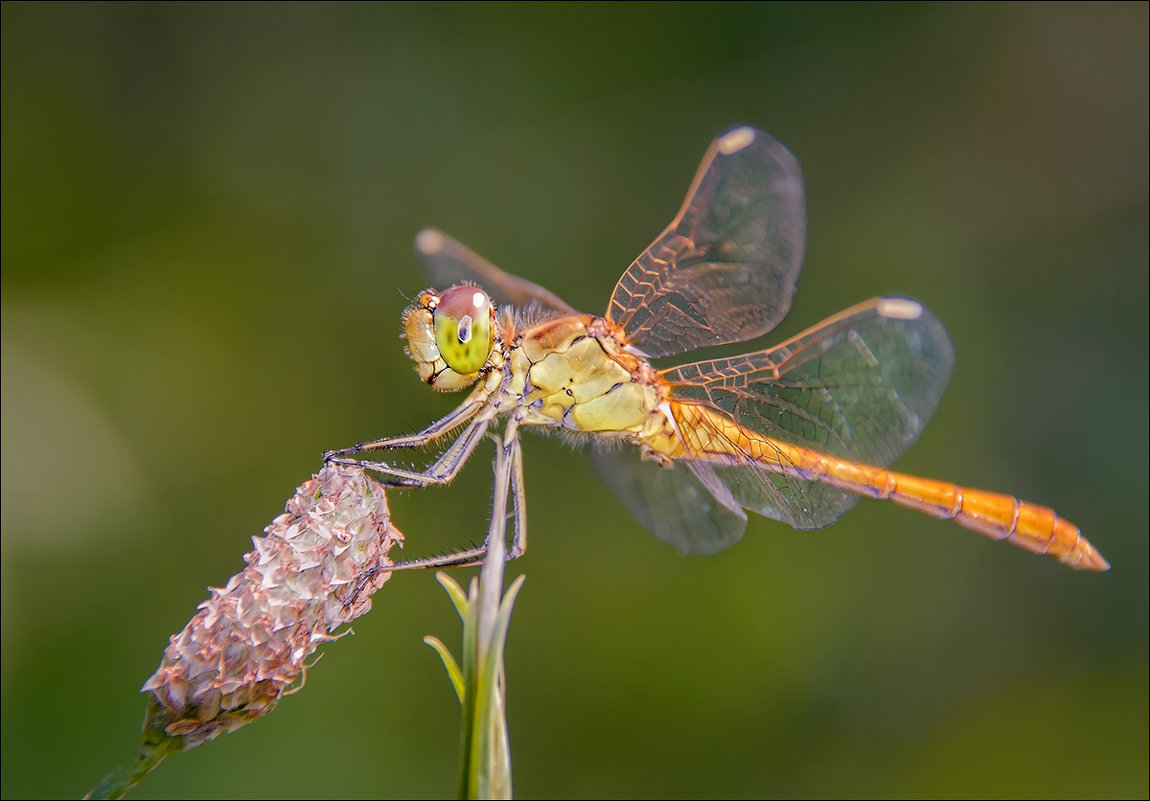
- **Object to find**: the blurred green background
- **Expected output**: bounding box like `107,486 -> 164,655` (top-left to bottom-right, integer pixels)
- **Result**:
2,3 -> 1147,798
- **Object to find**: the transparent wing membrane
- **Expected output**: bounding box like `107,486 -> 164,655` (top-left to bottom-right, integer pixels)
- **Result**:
595,297 -> 955,545
589,444 -> 747,556
662,298 -> 954,466
415,227 -> 577,314
606,127 -> 806,358
671,408 -> 861,532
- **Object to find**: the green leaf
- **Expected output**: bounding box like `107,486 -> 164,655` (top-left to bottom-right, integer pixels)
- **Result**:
423,636 -> 465,704
436,571 -> 470,621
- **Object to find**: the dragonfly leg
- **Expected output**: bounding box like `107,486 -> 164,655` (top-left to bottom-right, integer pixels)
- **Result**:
508,432 -> 527,558
323,393 -> 485,459
328,416 -> 490,488
358,425 -> 526,574
370,546 -> 490,572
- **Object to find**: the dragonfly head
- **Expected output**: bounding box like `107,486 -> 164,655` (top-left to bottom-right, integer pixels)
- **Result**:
403,284 -> 496,391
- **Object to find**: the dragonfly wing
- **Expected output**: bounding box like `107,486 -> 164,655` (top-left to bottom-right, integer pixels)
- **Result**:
707,459 -> 861,531
681,457 -> 858,535
664,297 -> 955,529
588,443 -> 747,555
414,228 -> 578,315
606,126 -> 806,358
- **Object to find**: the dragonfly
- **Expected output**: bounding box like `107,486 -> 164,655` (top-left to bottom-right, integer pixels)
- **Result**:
326,126 -> 1109,572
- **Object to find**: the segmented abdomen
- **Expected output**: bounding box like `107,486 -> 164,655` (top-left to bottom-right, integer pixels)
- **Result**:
668,403 -> 1109,571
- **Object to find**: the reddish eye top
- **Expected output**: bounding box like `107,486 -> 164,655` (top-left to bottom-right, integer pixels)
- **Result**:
437,285 -> 491,330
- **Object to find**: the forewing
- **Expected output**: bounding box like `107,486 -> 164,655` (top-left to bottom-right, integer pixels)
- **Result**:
606,127 -> 806,358
588,443 -> 747,555
415,228 -> 578,314
662,297 -> 955,529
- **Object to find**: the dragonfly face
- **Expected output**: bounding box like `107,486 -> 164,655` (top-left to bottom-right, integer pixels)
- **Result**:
404,285 -> 498,390
328,127 -> 1109,573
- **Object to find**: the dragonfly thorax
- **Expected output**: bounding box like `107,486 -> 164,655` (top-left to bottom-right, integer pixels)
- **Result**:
511,315 -> 663,437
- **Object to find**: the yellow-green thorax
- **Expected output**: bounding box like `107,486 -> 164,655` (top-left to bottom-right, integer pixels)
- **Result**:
404,291 -> 668,444
511,316 -> 661,435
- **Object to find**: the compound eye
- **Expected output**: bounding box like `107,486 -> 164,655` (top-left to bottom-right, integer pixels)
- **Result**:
433,286 -> 495,374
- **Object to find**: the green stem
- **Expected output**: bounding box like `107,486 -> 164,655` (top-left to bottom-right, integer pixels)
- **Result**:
85,724 -> 180,800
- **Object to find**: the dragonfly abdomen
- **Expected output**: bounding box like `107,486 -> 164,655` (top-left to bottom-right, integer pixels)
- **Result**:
826,466 -> 1110,571
669,402 -> 1109,571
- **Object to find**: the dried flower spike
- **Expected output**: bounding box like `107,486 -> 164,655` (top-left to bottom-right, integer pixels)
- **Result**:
141,463 -> 402,750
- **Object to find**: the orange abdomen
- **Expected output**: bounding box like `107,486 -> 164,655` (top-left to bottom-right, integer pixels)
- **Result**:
827,465 -> 1108,571
668,403 -> 1109,571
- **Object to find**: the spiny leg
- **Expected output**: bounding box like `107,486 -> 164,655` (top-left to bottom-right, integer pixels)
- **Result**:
367,423 -> 527,573
328,416 -> 490,488
324,394 -> 486,460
